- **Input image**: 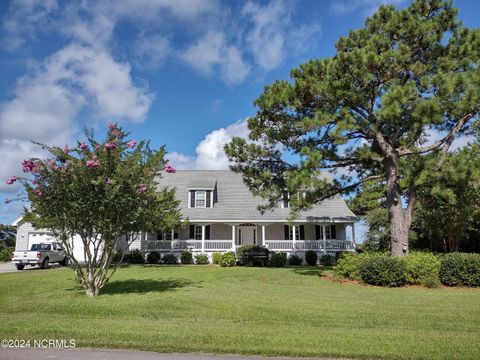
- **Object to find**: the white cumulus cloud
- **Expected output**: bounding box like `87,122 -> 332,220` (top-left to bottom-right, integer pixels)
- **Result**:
181,31 -> 250,84
167,119 -> 250,170
0,43 -> 154,192
330,0 -> 408,16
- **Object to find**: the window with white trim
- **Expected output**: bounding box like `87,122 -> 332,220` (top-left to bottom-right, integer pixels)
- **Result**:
325,226 -> 332,240
195,191 -> 206,208
289,226 -> 299,240
282,193 -> 290,208
194,225 -> 202,240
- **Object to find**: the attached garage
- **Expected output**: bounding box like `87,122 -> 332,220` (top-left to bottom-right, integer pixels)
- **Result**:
27,232 -> 55,251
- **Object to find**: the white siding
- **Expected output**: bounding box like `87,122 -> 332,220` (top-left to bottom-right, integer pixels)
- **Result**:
335,224 -> 347,240
265,224 -> 285,240
15,222 -> 50,251
209,223 -> 231,240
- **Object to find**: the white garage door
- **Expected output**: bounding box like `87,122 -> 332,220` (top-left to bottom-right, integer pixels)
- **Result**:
28,232 -> 55,250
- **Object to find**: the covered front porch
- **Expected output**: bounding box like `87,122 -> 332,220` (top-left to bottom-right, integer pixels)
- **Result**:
141,222 -> 356,253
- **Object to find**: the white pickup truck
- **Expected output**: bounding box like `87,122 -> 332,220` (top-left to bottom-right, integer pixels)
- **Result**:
12,242 -> 68,270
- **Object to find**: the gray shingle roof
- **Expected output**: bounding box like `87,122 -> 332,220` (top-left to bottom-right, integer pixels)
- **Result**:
157,170 -> 357,223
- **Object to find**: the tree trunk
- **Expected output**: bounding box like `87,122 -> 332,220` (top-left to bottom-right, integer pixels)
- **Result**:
385,155 -> 409,257
84,269 -> 100,297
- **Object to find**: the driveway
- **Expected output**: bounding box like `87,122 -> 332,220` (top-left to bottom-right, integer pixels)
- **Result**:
0,348 -> 342,360
0,262 -> 61,273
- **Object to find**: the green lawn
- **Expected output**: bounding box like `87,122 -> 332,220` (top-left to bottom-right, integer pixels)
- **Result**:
0,265 -> 479,359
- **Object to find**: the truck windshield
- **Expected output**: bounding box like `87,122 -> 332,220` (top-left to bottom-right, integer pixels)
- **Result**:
30,244 -> 51,251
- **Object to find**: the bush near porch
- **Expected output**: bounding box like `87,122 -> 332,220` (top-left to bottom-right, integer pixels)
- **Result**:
0,266 -> 479,360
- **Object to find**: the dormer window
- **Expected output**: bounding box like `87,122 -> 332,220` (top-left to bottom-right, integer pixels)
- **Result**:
189,189 -> 213,208
282,193 -> 290,208
195,191 -> 206,208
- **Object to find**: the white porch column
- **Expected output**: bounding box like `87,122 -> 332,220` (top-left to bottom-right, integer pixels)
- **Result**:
352,222 -> 356,245
231,225 -> 236,250
262,225 -> 266,246
292,225 -> 296,250
322,225 -> 327,253
201,225 -> 205,252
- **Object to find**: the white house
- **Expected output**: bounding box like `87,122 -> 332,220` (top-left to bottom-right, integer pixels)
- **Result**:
13,170 -> 358,261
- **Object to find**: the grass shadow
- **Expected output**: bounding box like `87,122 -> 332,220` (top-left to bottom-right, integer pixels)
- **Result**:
288,267 -> 325,277
100,278 -> 196,295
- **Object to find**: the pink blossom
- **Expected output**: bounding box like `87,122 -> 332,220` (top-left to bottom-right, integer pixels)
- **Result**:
108,122 -> 115,130
79,142 -> 88,150
127,140 -> 137,148
138,183 -> 147,194
164,165 -> 176,173
105,142 -> 117,150
106,178 -> 113,185
111,129 -> 122,137
31,163 -> 41,175
86,159 -> 100,168
34,187 -> 43,197
6,176 -> 17,185
22,160 -> 34,173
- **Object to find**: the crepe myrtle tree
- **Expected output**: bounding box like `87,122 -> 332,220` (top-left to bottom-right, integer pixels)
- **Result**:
6,124 -> 181,296
224,0 -> 480,256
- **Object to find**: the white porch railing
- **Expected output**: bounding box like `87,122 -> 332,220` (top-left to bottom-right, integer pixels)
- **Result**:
145,240 -> 233,251
264,240 -> 355,251
144,239 -> 354,252
204,240 -> 233,250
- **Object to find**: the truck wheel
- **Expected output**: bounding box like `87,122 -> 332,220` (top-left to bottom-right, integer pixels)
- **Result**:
59,257 -> 68,266
16,264 -> 25,270
40,257 -> 50,269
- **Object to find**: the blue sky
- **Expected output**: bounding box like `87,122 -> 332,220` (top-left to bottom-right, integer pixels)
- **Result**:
0,0 -> 479,230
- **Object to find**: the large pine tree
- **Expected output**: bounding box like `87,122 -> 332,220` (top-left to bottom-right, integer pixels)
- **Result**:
225,0 -> 480,256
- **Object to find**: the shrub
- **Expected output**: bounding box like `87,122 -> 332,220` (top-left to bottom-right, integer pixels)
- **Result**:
195,254 -> 209,265
236,245 -> 270,266
111,251 -> 127,263
424,275 -> 441,289
269,252 -> 287,267
360,256 -> 406,287
162,253 -> 178,265
128,249 -> 145,264
336,251 -> 349,262
320,254 -> 335,266
146,251 -> 161,264
220,252 -> 236,267
212,252 -> 222,265
439,253 -> 480,287
305,250 -> 318,266
180,251 -> 193,264
0,247 -> 14,262
404,252 -> 440,285
288,254 -> 303,266
335,252 -> 377,280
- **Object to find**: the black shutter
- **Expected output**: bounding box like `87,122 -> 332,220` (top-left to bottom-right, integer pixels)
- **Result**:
173,230 -> 178,239
158,232 -> 163,240
331,225 -> 336,240
189,225 -> 194,239
300,225 -> 305,240
315,225 -> 321,240
206,190 -> 211,208
205,225 -> 210,240
190,191 -> 195,208
284,225 -> 289,240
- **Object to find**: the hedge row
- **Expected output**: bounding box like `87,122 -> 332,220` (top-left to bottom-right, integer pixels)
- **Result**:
121,250 -> 213,265
0,247 -> 14,262
336,252 -> 480,287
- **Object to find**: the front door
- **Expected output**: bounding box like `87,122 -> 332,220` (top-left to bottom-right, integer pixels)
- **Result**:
238,225 -> 256,246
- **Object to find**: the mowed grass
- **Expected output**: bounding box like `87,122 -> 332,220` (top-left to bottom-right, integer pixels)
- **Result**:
0,266 -> 479,360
